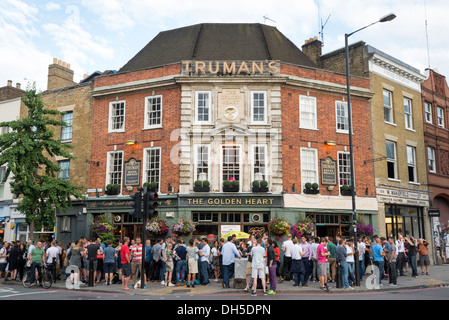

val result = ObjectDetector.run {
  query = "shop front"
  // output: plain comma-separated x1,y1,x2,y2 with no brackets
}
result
377,186,430,240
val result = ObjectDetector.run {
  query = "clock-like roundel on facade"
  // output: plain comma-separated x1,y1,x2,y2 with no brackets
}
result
224,106,238,121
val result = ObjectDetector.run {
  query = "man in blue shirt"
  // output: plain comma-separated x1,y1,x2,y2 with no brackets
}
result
221,236,241,288
371,238,385,286
144,240,152,282
174,239,187,285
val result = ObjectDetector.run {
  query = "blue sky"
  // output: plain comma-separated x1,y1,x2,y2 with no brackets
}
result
0,0,447,91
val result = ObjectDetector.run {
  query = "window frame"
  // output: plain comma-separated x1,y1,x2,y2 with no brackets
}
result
406,146,417,184
404,97,413,130
106,150,124,192
427,146,436,173
386,140,398,180
108,100,126,133
250,144,268,183
424,102,432,124
60,111,73,142
251,91,267,124
194,144,211,182
142,147,161,193
300,147,319,191
195,91,212,124
335,101,349,134
221,144,242,192
299,95,317,130
337,151,353,190
383,89,394,124
437,106,445,128
57,159,70,181
144,95,163,129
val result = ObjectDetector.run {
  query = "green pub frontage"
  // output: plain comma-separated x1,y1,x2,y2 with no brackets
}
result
86,194,285,243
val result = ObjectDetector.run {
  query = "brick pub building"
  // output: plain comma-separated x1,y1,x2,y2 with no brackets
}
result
87,24,377,241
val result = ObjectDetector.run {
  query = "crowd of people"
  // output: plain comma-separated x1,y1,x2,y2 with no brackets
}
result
0,232,434,293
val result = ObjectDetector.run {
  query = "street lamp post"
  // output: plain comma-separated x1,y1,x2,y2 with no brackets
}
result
344,13,396,286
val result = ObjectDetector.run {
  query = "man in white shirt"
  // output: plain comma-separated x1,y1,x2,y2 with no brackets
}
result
46,240,60,283
199,238,211,285
290,239,303,287
396,235,406,276
358,237,366,280
281,234,293,282
250,237,267,296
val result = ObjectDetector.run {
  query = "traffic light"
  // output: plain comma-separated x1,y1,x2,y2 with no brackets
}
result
129,191,142,218
144,188,159,218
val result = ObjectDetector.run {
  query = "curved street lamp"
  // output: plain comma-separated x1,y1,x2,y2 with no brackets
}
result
344,13,396,286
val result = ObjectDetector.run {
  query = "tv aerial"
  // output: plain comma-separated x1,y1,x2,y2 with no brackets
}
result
319,14,331,46
263,15,276,24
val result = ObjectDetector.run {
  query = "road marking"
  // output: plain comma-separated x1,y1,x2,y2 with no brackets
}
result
0,290,57,298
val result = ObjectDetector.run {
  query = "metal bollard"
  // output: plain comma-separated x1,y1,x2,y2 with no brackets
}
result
88,260,94,287
336,259,342,289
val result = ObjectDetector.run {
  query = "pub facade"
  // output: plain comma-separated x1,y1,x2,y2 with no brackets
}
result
87,23,378,242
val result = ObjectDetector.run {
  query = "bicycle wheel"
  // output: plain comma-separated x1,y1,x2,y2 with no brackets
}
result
42,271,53,289
22,271,32,288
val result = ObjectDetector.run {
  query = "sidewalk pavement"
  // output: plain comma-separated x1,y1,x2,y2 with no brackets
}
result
3,264,448,296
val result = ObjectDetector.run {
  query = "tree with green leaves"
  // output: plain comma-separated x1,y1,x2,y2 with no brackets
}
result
0,84,84,241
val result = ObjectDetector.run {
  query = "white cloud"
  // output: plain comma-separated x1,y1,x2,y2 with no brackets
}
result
45,2,61,11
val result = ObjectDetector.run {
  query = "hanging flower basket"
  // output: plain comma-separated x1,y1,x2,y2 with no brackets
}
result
90,215,114,243
146,217,168,237
290,216,315,239
268,217,290,236
169,216,196,236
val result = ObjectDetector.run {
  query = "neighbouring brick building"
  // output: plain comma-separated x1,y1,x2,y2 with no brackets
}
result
421,68,449,260
302,38,430,241
87,23,377,242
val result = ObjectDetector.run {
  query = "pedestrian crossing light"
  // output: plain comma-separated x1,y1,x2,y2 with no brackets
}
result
129,191,142,218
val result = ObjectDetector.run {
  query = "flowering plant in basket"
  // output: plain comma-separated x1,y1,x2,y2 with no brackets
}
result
146,217,168,236
268,217,290,237
356,217,374,237
170,216,195,236
290,216,315,239
90,215,114,243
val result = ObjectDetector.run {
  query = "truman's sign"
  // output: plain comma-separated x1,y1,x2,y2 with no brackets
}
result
182,60,280,76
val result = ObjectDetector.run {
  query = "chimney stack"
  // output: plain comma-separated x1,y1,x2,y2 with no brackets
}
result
16,83,21,89
47,57,75,91
7,80,12,87
302,36,323,67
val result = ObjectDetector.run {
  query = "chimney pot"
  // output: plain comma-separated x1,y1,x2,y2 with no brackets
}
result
58,60,62,66
16,83,21,89
53,58,57,64
66,63,71,69
7,80,12,86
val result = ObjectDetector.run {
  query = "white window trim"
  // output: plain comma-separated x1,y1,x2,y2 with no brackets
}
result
425,102,433,124
144,95,163,130
386,140,398,181
437,107,445,128
250,91,268,125
142,147,162,193
108,100,126,133
220,144,242,192
383,89,395,125
404,97,414,130
60,111,73,142
299,95,317,130
337,151,354,191
335,101,349,134
406,146,417,184
300,147,319,191
250,144,269,183
428,146,436,173
193,144,211,182
105,150,124,193
195,91,212,125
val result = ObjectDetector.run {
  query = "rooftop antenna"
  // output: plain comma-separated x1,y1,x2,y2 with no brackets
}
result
424,0,431,68
319,14,331,46
263,15,276,24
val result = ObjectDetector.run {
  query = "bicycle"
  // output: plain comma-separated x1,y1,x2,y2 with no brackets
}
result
22,263,53,289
